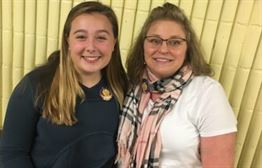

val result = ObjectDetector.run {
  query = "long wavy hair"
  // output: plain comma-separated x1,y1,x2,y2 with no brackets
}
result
36,1,127,125
126,2,213,85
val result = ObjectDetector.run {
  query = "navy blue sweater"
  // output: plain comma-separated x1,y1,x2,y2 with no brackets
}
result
0,69,119,168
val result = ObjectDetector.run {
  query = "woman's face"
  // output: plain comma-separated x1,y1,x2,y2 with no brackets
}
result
144,20,187,79
67,13,116,81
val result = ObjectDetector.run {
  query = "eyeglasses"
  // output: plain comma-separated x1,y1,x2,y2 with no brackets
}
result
145,36,187,49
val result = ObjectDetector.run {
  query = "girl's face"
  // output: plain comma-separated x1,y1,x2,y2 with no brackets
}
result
144,20,187,79
68,13,116,82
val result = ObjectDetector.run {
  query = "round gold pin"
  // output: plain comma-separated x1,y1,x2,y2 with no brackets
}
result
100,87,112,101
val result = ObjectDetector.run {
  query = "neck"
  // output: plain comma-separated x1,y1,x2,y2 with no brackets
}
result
80,72,102,88
146,68,159,83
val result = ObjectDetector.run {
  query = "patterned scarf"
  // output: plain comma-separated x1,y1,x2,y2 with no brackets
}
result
117,65,193,168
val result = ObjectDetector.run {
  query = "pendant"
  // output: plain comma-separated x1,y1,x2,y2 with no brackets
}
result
100,87,112,101
142,81,148,92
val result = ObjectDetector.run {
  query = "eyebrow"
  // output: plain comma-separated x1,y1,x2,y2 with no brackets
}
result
73,29,111,35
147,34,186,39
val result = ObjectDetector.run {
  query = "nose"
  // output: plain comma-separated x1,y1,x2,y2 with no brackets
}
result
85,38,96,53
158,41,169,53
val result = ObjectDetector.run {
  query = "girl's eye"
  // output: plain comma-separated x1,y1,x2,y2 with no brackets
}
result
96,36,107,42
76,35,86,40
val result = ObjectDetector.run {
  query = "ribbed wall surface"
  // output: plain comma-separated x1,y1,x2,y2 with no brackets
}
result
0,0,261,167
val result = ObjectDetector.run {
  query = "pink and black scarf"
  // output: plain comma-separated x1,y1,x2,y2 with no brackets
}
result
117,65,193,168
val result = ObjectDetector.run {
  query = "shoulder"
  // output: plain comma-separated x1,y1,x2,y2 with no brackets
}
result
13,64,54,96
10,72,37,98
25,62,57,90
20,68,44,89
183,76,224,99
27,50,59,86
189,76,221,90
174,75,237,137
179,76,233,121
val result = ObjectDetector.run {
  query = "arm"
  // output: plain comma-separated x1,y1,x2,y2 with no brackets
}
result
0,75,39,168
194,78,237,168
200,132,236,168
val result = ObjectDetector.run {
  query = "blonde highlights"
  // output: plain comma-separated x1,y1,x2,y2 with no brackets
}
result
40,1,127,125
42,50,85,125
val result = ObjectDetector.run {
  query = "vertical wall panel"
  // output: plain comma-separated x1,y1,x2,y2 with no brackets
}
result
0,0,2,124
58,0,73,48
236,57,262,167
166,0,179,6
35,0,48,65
238,27,260,69
24,0,36,74
179,0,193,18
73,0,84,6
201,0,223,65
250,116,261,168
230,68,250,116
1,0,12,122
231,0,261,166
236,1,262,164
12,0,24,88
217,0,239,96
253,37,262,73
118,0,146,64
46,0,60,57
190,0,208,39
133,0,150,38
119,0,137,63
226,0,253,117
150,0,165,10
238,80,262,167
111,0,124,41
98,0,111,6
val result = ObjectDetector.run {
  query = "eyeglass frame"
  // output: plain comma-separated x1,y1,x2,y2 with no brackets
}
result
144,35,187,49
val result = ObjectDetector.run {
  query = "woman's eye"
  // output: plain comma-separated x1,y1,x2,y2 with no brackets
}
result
149,38,161,45
169,39,182,46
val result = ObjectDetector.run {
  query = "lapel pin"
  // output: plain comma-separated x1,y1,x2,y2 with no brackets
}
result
100,87,112,101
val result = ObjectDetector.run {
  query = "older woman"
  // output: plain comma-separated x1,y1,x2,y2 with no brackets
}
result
118,2,237,168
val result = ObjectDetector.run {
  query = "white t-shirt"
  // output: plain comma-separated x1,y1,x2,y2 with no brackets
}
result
143,76,237,168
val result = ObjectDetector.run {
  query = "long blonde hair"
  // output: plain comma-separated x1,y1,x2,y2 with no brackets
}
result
37,1,127,126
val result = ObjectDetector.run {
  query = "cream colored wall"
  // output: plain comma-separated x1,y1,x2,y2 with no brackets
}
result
0,0,261,167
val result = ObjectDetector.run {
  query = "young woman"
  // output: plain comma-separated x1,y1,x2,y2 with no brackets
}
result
117,2,237,168
0,1,127,168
